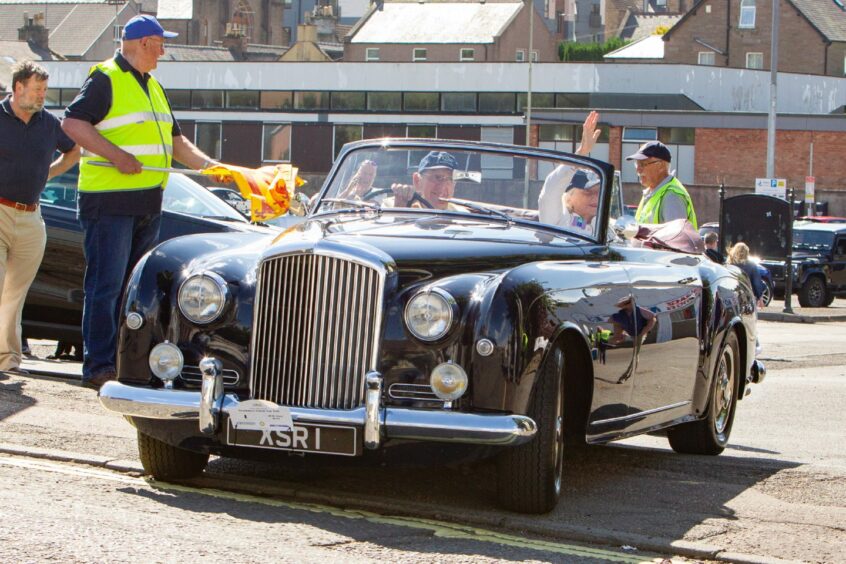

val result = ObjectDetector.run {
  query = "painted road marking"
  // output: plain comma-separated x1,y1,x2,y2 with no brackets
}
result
0,454,668,563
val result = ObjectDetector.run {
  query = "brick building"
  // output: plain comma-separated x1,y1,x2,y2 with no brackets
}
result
605,0,691,39
663,0,846,76
157,0,288,47
344,0,560,63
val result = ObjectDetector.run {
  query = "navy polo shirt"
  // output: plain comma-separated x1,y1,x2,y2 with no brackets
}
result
0,96,75,205
64,52,182,219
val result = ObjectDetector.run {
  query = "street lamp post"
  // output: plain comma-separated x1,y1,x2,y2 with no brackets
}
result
766,0,780,177
522,0,535,208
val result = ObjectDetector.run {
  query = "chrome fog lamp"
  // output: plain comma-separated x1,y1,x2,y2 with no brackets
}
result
404,288,456,341
178,272,228,324
149,341,183,388
125,312,144,330
430,362,468,401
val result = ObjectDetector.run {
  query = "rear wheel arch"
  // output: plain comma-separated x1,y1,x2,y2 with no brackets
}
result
553,328,593,446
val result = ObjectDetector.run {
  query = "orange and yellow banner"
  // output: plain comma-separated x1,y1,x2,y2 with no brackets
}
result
201,164,305,222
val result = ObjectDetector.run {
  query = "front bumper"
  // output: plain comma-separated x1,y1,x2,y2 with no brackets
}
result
99,364,537,449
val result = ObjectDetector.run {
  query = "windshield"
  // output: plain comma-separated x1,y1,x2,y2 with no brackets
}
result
314,144,613,240
163,174,248,222
793,230,834,251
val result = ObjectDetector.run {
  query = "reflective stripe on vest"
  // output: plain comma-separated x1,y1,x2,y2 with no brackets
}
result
78,58,174,193
635,176,698,229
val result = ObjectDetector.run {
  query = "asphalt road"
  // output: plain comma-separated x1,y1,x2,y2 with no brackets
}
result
2,318,845,563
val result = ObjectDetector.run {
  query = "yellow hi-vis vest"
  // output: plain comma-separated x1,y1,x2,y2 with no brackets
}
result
78,58,173,193
635,176,698,229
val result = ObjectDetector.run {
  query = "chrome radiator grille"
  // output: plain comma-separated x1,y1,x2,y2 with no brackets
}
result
250,252,383,409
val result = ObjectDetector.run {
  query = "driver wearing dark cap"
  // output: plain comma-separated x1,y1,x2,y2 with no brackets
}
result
388,151,460,210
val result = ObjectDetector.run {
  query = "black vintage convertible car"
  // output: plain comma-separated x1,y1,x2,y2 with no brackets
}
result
23,170,277,346
99,140,765,513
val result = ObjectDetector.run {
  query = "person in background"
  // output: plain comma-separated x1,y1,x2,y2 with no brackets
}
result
62,15,220,389
728,242,764,309
0,60,80,375
626,141,697,228
704,231,723,263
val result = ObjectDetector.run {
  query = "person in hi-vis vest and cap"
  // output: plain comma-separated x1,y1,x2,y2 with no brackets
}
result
62,15,221,390
626,141,697,229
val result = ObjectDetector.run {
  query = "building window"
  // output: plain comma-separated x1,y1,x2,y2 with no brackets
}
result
843,55,846,76
262,123,291,163
367,92,402,111
515,49,525,62
260,91,293,110
331,91,367,111
113,24,123,42
195,122,222,160
191,90,224,109
413,48,428,61
441,92,476,112
530,51,539,63
517,92,554,111
407,124,436,138
366,48,379,61
403,92,439,111
739,0,756,29
478,92,516,113
334,124,363,158
293,91,329,110
698,51,716,66
746,52,764,69
460,48,475,61
168,90,191,110
225,91,259,109
622,127,657,142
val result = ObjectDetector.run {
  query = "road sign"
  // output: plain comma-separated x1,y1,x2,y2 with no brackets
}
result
805,176,815,206
755,178,787,200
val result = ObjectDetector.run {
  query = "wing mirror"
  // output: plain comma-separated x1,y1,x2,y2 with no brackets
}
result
289,192,311,216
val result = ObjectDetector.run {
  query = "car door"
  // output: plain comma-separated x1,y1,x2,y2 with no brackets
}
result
832,234,846,291
623,252,703,427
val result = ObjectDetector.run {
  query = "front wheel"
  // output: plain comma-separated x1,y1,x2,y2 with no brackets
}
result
798,276,828,308
761,280,774,306
496,347,565,514
668,331,740,455
137,431,209,480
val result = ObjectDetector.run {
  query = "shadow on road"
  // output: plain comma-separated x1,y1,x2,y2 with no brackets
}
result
0,372,37,423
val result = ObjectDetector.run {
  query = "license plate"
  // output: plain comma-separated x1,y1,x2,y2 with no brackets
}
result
226,421,359,456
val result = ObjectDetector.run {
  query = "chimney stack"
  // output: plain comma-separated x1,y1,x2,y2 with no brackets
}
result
19,12,49,50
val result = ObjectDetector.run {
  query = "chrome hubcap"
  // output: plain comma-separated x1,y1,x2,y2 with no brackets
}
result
714,346,735,434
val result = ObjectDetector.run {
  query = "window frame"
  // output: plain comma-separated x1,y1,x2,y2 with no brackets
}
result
460,48,475,61
746,52,764,70
194,121,222,160
261,123,292,163
412,48,428,62
333,124,364,159
365,47,380,62
739,0,756,29
698,51,716,66
515,49,526,62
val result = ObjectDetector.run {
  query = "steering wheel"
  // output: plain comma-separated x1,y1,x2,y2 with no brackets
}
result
362,188,434,209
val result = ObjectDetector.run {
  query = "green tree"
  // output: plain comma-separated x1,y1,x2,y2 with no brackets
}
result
558,37,629,62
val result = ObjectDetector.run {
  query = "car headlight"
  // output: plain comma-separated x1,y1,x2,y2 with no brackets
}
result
404,288,456,341
178,272,228,324
149,341,183,388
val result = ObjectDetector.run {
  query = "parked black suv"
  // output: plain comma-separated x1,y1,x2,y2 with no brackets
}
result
761,223,846,307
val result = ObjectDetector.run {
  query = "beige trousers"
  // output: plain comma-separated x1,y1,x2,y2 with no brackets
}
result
0,205,46,370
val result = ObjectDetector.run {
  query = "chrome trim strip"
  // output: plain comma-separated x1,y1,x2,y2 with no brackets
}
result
99,382,537,447
199,358,223,434
364,372,382,449
592,400,691,426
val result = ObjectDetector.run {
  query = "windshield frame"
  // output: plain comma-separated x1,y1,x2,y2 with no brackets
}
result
311,138,616,242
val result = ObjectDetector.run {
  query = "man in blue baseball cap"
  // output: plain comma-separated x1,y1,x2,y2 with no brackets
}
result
61,14,221,390
390,151,459,210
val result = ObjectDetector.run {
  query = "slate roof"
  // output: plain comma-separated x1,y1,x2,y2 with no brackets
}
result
0,2,128,58
0,39,57,92
349,2,523,44
789,0,846,42
619,13,682,41
159,43,288,62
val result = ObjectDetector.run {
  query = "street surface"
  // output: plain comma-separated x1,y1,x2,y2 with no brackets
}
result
1,316,845,563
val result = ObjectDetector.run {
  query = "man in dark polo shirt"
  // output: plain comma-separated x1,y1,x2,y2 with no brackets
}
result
0,60,79,374
62,15,219,389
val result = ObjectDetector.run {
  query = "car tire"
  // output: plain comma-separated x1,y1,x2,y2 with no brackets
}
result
496,347,564,514
798,276,828,308
668,331,739,456
137,430,209,480
761,280,774,307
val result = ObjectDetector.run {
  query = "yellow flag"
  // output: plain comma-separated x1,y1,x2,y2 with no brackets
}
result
201,164,305,222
